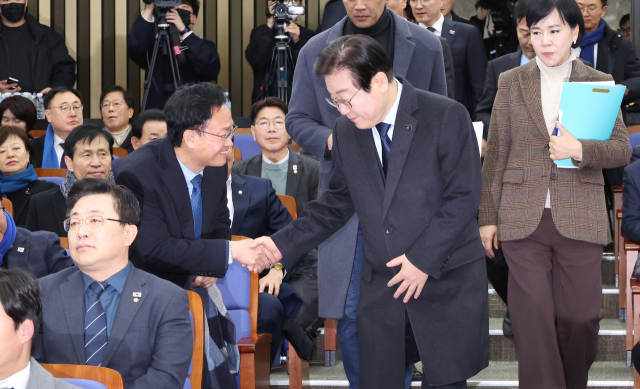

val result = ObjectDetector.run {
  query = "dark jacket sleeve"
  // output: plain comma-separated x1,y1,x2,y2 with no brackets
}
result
439,37,456,100
43,232,73,275
245,25,277,75
46,30,76,88
25,195,40,232
618,37,640,103
622,162,640,243
181,33,221,81
473,60,497,139
466,27,487,113
290,26,316,68
127,14,157,70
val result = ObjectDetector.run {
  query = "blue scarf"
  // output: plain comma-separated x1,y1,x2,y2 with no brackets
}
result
0,164,38,194
580,20,605,68
0,210,17,265
41,123,61,168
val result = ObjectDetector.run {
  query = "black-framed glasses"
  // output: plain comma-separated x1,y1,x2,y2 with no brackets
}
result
326,88,361,110
200,125,237,141
63,216,129,232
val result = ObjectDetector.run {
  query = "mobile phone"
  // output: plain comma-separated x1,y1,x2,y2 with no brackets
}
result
7,77,18,89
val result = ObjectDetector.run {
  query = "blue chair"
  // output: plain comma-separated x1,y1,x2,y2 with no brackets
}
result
41,364,124,389
630,132,640,149
39,176,65,185
233,135,262,161
217,236,271,389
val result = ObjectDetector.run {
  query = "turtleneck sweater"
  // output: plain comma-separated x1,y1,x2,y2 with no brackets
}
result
344,9,395,61
536,52,576,208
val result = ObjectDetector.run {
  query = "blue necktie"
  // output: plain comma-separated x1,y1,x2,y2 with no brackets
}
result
85,281,109,366
376,122,392,177
59,142,67,169
191,174,203,240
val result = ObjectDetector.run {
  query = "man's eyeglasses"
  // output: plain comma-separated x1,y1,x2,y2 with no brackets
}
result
200,125,237,141
578,6,602,14
100,100,126,110
409,0,435,4
619,27,631,35
63,216,129,232
48,104,84,115
326,88,361,110
256,119,285,130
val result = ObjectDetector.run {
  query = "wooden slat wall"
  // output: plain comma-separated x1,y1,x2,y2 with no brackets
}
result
25,0,331,117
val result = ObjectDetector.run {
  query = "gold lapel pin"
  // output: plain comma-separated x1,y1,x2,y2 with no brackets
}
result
133,298,139,303
238,190,243,195
293,164,298,174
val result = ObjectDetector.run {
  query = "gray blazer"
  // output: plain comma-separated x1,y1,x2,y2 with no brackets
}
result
285,10,448,319
26,358,81,389
232,149,319,214
35,264,193,389
6,228,73,278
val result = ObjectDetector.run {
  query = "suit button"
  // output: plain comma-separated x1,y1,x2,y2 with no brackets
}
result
550,173,557,180
385,228,393,235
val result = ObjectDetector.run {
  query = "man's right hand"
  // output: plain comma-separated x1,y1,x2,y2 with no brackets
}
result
142,2,155,22
0,80,20,93
230,239,274,273
251,237,283,266
479,225,499,258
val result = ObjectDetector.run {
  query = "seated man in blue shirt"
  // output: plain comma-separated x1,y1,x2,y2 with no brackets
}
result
35,179,193,389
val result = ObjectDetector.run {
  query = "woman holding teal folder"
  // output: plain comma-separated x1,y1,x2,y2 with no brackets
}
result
478,0,632,387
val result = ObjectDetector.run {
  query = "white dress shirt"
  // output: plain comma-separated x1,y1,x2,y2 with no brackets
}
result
226,174,234,228
53,133,64,167
419,14,445,37
371,79,403,164
0,362,30,389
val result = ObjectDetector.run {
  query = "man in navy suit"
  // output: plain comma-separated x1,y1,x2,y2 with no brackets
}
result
35,179,193,389
410,0,486,115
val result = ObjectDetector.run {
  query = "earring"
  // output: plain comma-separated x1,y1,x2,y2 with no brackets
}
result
573,40,577,44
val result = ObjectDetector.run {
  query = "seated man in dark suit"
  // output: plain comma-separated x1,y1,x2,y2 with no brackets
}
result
31,87,84,168
26,124,115,237
410,0,487,115
0,203,72,277
111,109,167,177
0,268,80,389
35,179,193,389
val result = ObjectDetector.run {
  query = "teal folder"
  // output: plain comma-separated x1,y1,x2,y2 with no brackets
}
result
555,82,626,167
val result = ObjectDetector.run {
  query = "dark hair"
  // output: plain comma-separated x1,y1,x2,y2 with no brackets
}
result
66,179,141,226
620,14,630,28
526,0,584,48
99,85,135,113
164,83,228,147
43,86,83,109
182,0,200,17
250,97,288,124
0,96,37,132
314,35,394,93
515,0,529,25
404,1,415,21
600,0,607,6
131,109,166,140
0,126,36,166
63,124,114,159
0,268,42,355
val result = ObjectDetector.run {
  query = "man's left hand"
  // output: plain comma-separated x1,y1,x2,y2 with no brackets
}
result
258,268,284,296
284,22,300,43
166,8,186,34
549,121,582,161
386,254,429,303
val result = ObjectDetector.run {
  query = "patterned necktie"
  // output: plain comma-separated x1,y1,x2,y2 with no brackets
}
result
376,122,392,177
85,281,109,366
427,26,436,33
191,174,203,240
59,141,67,169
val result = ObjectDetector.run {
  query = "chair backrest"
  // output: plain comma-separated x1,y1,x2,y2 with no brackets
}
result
277,194,297,220
59,237,69,250
233,146,242,163
41,364,124,389
233,135,262,161
235,127,252,135
40,176,66,185
628,124,640,135
35,168,68,178
29,129,47,138
186,290,204,389
112,147,128,158
1,198,12,217
630,132,640,148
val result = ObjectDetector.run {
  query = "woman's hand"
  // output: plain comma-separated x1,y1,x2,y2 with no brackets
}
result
480,225,499,258
549,122,583,161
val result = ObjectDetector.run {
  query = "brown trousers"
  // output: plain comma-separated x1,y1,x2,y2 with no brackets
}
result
501,209,602,389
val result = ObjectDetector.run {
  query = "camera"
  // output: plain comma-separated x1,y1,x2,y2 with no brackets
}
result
271,0,305,29
142,0,181,7
477,0,518,58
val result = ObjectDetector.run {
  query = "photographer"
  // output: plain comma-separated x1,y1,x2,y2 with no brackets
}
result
128,0,221,110
470,0,519,60
245,0,315,104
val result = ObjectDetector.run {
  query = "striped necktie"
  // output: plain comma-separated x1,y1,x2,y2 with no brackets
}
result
85,281,109,366
376,122,392,177
191,174,203,240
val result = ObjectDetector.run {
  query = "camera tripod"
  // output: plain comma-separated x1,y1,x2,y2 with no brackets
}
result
260,23,296,103
141,15,184,111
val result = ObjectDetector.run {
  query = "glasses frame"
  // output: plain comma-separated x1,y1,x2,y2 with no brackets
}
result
100,100,126,110
200,125,238,141
326,88,362,110
578,6,602,15
255,119,286,130
63,216,129,233
48,104,84,115
409,0,433,4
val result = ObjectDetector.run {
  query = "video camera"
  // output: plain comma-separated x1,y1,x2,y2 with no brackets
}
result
142,0,182,28
270,0,305,30
476,0,518,58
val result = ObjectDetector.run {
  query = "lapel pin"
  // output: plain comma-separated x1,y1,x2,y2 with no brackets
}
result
405,125,412,131
133,292,142,297
450,30,456,35
238,190,243,195
293,164,298,174
133,298,139,303
17,247,24,253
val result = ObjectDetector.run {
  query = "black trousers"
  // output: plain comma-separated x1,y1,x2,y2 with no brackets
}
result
486,245,509,306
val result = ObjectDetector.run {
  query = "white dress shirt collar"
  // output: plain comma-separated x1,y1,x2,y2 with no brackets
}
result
370,79,403,164
0,361,30,389
176,156,203,197
262,148,290,165
419,14,445,36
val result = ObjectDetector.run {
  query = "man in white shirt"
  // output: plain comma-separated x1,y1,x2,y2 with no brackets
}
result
0,268,79,389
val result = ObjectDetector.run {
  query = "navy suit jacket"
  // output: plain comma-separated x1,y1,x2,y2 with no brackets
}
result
5,227,73,278
116,137,231,288
622,154,640,243
35,264,192,389
441,17,487,115
230,173,292,238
